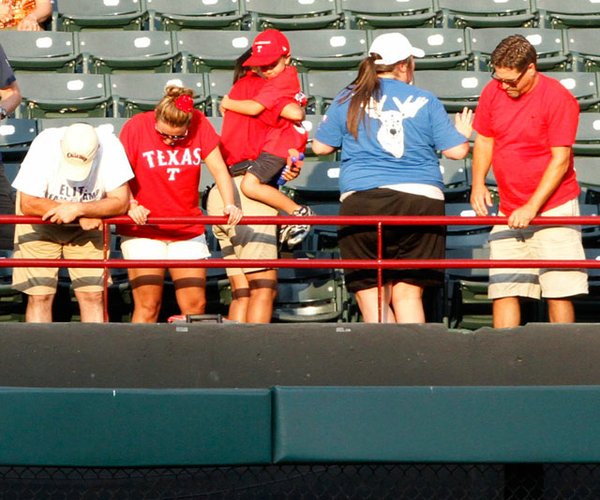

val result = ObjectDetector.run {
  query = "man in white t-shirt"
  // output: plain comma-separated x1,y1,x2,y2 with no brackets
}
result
11,123,134,322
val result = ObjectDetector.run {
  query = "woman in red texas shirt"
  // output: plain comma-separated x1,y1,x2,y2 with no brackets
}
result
119,85,242,323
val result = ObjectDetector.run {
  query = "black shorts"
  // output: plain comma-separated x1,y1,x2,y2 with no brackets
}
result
246,152,286,185
338,188,446,293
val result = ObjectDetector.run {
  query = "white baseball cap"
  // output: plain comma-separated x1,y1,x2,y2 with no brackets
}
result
59,123,99,182
369,32,425,65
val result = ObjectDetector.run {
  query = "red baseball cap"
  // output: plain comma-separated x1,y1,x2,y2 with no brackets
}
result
243,29,290,67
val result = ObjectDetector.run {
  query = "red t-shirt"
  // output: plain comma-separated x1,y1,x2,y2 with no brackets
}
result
473,73,580,216
118,110,220,240
219,71,272,166
252,66,308,158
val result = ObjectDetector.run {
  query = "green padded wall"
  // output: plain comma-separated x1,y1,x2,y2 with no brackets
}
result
273,386,600,463
0,388,271,466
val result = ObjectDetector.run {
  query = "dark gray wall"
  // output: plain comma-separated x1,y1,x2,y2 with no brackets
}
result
1,322,599,388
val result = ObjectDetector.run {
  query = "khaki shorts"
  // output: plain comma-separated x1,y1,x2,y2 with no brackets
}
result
488,198,588,300
12,222,107,295
206,175,277,277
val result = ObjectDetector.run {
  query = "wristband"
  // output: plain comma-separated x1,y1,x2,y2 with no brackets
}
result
224,204,238,211
129,199,139,206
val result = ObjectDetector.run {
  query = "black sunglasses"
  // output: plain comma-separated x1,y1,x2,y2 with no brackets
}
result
490,67,528,87
155,125,188,141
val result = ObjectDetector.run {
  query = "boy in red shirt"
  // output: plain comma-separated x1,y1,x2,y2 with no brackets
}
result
220,29,314,248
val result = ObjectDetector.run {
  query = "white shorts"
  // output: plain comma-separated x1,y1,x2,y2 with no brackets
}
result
120,234,211,261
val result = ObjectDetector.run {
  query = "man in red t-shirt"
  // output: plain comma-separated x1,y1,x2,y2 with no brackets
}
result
470,35,588,328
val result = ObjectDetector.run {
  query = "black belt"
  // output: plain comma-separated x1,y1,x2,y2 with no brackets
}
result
229,160,252,177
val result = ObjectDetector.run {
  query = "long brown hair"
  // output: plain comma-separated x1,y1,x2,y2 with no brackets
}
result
154,86,195,127
233,48,253,84
342,54,401,139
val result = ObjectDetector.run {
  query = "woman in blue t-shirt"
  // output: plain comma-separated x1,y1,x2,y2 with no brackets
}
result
313,32,473,323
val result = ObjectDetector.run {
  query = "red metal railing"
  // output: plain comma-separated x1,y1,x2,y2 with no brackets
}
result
2,214,600,322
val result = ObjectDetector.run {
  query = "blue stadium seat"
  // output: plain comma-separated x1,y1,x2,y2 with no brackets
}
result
78,31,179,74
109,73,207,117
439,157,471,202
273,251,347,323
146,0,244,30
55,0,148,31
413,70,489,112
468,27,568,72
438,0,535,28
1,31,80,73
340,0,437,29
303,70,355,114
535,0,600,28
565,29,600,72
204,70,235,117
285,29,368,71
0,119,38,163
574,114,600,157
15,72,111,119
544,72,600,112
241,0,341,30
38,117,129,137
175,31,258,73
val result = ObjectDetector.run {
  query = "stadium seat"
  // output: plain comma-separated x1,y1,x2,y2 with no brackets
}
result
285,29,368,71
572,248,600,323
299,114,331,158
445,246,492,329
283,160,340,204
574,156,600,204
55,0,148,31
146,0,244,30
437,0,535,28
0,31,80,73
339,0,437,29
412,70,489,112
579,203,600,247
303,70,355,114
370,28,469,70
544,72,600,112
565,29,600,72
38,117,129,137
1,162,21,187
0,250,25,323
273,251,347,322
15,72,111,119
439,157,471,202
204,70,236,117
573,114,600,157
468,27,568,71
204,262,232,316
206,116,224,135
0,119,38,163
444,202,497,251
535,0,600,28
175,30,258,73
109,73,207,117
78,31,179,74
241,0,341,31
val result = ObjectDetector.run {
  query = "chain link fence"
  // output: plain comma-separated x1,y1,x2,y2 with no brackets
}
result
1,463,600,499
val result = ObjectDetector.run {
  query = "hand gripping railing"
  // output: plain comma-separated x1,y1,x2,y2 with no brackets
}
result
1,214,600,323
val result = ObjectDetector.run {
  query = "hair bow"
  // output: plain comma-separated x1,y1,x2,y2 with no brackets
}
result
174,95,194,113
